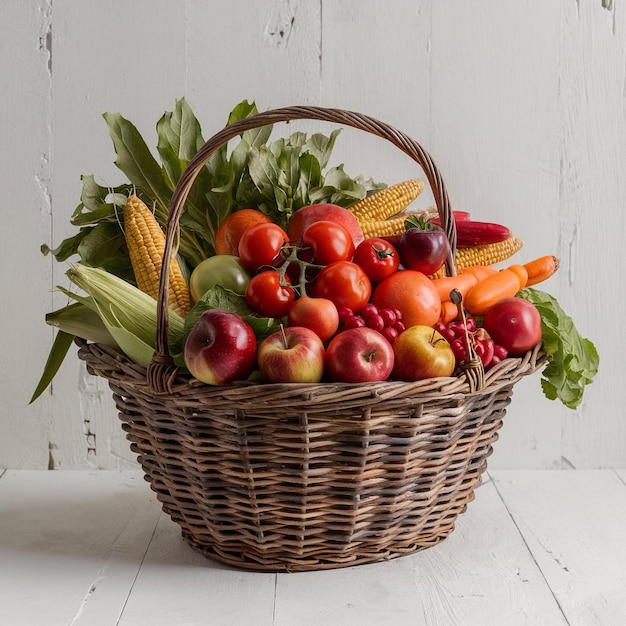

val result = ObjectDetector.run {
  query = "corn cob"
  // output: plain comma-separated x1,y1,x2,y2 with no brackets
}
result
431,235,525,277
454,235,523,270
349,179,425,222
360,216,408,239
124,195,191,317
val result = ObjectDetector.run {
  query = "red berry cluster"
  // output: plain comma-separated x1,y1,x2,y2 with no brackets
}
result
434,317,508,370
338,303,406,344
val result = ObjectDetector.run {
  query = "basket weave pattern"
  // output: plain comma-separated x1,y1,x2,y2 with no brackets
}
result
76,106,545,572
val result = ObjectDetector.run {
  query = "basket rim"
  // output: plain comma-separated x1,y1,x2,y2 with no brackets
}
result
76,337,546,402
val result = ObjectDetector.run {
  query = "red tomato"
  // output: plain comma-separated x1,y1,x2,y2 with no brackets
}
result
482,297,542,355
238,223,289,272
302,220,355,265
245,270,295,318
353,237,400,283
288,296,340,342
312,261,372,312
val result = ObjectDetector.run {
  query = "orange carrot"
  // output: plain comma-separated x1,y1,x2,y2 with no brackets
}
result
464,264,529,316
431,273,479,303
524,255,560,286
458,265,498,282
507,264,529,289
439,301,459,325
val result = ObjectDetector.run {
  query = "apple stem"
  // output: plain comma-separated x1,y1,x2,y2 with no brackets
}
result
430,328,446,347
279,323,289,350
364,348,377,362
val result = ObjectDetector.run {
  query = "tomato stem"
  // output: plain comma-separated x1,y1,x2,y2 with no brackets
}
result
372,243,395,259
274,243,323,297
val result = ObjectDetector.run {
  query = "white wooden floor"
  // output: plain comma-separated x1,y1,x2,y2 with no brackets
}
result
1,469,625,626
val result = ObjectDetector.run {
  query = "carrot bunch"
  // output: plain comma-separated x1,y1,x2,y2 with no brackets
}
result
434,255,560,323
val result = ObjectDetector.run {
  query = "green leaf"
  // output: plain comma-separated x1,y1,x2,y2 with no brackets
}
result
156,98,205,189
102,112,172,218
29,331,76,404
295,152,322,210
227,100,259,125
305,130,340,169
41,230,89,262
77,222,130,273
184,285,281,343
518,288,599,410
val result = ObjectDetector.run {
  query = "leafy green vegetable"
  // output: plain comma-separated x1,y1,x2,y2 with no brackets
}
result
518,288,599,410
42,98,384,274
184,285,281,343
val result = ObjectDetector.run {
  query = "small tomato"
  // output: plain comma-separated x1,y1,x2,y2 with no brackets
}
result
288,296,340,342
353,237,400,283
238,223,289,272
245,270,295,318
189,255,251,301
312,261,372,312
302,220,355,265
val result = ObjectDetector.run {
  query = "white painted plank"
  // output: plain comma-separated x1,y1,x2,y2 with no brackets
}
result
557,0,626,468
0,1,54,468
47,0,188,470
117,513,276,625
319,0,433,190
428,1,567,469
273,478,566,626
492,469,626,625
0,470,161,626
186,0,322,124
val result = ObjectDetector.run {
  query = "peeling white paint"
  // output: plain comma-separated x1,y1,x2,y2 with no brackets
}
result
264,0,295,48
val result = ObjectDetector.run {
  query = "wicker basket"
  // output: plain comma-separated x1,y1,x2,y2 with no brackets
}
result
76,106,546,572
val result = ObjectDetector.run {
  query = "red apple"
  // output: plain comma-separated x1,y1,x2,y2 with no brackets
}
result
257,326,326,383
325,327,394,383
288,296,340,342
392,325,455,381
184,309,257,385
288,203,365,247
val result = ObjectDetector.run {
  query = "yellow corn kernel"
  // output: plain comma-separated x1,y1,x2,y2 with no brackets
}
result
359,216,407,239
124,195,191,317
454,235,524,270
349,179,425,221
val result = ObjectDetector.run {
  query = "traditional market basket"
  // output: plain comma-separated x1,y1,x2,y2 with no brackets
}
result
76,106,546,572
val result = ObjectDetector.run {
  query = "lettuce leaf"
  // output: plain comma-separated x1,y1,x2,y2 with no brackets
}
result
183,285,281,344
518,288,599,410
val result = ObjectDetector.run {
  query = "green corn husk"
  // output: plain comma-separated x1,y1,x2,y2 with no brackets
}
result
31,298,120,404
46,301,119,348
31,266,186,403
65,264,185,366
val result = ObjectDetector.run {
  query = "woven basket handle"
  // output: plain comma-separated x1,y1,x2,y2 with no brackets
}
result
149,106,457,391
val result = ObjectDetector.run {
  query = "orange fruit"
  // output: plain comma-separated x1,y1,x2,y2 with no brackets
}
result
372,270,441,328
215,209,272,256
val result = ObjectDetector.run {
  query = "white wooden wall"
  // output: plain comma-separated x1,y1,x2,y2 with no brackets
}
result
1,1,623,470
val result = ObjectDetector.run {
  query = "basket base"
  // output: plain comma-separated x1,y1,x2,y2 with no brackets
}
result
180,528,454,573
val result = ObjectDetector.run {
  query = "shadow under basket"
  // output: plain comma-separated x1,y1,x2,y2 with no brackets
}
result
77,339,544,572
76,105,546,572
